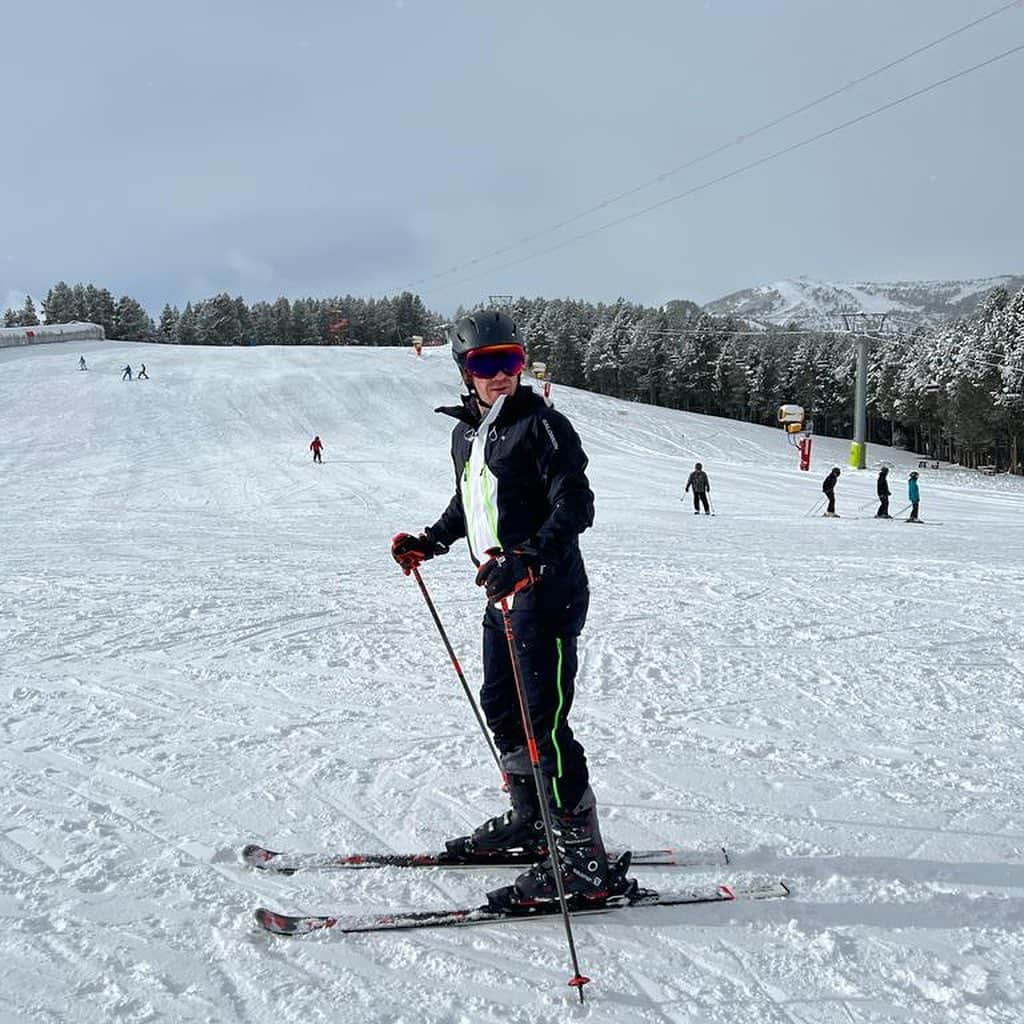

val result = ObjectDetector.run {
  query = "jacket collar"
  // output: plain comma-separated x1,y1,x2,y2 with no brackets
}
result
436,383,537,428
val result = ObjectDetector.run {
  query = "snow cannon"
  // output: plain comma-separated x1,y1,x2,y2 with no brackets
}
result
779,404,812,470
777,404,806,435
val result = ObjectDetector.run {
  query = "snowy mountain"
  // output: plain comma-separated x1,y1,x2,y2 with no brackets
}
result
704,274,1024,329
2,339,1024,1023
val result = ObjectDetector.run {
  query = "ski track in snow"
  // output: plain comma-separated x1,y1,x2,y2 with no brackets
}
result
2,340,1024,1022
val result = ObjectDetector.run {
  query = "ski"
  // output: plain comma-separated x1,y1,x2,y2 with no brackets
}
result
241,842,728,875
254,879,790,936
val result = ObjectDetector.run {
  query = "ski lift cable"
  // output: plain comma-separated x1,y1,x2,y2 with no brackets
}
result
403,1,1024,292
423,42,1024,297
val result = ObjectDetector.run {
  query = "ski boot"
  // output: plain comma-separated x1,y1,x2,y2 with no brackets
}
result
445,773,547,860
486,792,634,911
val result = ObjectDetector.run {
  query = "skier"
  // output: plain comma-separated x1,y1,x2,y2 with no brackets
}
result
310,436,323,464
822,466,841,517
138,363,149,380
121,365,132,381
875,467,892,518
390,309,629,909
908,471,921,522
684,462,711,515
78,355,87,371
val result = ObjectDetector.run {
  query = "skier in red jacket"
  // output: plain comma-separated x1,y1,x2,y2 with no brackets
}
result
310,436,324,463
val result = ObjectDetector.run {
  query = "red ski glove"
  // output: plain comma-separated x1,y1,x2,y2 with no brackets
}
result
391,531,447,575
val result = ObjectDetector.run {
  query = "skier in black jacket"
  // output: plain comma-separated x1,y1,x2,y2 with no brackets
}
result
875,467,892,518
822,467,841,517
391,310,629,908
685,462,711,515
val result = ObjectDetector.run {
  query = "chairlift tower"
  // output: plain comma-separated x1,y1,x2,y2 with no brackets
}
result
841,311,888,470
488,295,514,311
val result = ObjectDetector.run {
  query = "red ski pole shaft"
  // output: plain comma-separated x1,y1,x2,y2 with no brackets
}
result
498,596,591,1002
410,566,504,779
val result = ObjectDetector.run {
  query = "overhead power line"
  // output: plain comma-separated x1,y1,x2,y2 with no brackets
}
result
427,41,1024,296
405,0,1023,292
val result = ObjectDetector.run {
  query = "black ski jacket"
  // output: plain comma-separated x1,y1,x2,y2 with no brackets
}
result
822,471,839,495
685,470,710,494
427,386,594,588
876,472,891,497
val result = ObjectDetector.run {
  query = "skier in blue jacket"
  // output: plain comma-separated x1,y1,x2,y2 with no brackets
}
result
908,471,921,522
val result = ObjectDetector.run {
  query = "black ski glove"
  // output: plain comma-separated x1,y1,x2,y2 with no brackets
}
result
475,548,540,602
391,530,448,575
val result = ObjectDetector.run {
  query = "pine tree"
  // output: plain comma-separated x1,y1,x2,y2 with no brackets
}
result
197,293,243,346
113,296,155,340
84,286,116,336
157,305,180,343
43,282,77,324
234,297,254,345
21,296,40,326
393,291,430,344
272,297,292,344
176,303,198,346
291,299,320,346
712,337,748,418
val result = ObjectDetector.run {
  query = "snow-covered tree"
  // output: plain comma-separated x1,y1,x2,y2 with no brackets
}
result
113,296,155,340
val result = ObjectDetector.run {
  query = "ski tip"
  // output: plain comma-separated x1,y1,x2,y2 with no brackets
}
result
254,907,296,936
255,907,337,936
242,843,276,864
242,844,295,874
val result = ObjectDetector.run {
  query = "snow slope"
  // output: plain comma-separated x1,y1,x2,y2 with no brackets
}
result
2,341,1024,1023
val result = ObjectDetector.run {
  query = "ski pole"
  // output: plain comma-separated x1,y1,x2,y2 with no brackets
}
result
498,596,591,1002
409,567,503,779
804,497,825,517
892,503,912,520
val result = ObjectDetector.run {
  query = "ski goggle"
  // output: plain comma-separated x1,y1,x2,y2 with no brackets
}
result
464,344,526,379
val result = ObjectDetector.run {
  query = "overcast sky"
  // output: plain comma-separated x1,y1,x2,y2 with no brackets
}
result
2,0,1022,318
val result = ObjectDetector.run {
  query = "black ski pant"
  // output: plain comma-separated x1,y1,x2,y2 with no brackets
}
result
480,593,589,814
313,451,322,463
877,496,889,517
691,491,710,514
825,491,836,514
909,502,920,520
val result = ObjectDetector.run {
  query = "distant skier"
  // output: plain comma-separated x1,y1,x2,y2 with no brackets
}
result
138,363,149,380
310,435,324,463
684,462,711,515
907,471,921,522
121,365,132,381
875,467,891,518
78,356,87,371
822,466,841,517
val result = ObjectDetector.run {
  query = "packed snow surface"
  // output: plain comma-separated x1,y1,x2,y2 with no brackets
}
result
2,341,1024,1023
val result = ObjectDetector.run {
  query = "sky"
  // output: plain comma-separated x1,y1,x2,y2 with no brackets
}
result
1,0,1023,319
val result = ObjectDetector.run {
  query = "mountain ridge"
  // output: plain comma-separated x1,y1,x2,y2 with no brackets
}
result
703,274,1024,329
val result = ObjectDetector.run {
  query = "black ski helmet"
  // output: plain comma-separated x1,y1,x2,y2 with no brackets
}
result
910,470,919,479
695,462,703,470
448,310,522,369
